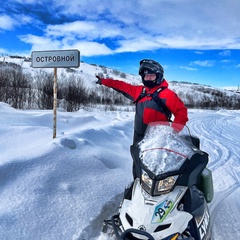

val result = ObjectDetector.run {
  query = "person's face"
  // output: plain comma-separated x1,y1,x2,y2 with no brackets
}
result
144,74,156,81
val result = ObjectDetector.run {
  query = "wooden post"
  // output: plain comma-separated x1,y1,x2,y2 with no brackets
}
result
31,50,80,140
53,67,57,139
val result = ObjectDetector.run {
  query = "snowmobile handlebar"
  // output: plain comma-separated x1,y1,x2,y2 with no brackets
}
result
120,228,155,240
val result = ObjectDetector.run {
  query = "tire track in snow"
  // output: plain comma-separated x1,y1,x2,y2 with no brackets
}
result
210,183,240,239
189,110,240,239
77,110,240,239
74,193,123,240
188,111,238,170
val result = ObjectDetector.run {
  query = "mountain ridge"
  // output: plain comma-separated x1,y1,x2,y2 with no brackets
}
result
0,55,239,110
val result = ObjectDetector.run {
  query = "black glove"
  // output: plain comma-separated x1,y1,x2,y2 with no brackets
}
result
95,75,102,85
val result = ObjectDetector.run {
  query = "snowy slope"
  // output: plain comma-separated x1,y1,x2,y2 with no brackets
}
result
1,56,239,99
0,102,240,239
0,56,140,89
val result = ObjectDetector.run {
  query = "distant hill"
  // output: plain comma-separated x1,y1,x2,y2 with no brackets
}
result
0,55,239,111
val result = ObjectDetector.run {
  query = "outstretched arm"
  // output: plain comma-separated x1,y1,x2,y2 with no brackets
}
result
95,75,142,101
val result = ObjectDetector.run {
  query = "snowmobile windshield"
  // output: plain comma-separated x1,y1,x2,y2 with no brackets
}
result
139,122,195,176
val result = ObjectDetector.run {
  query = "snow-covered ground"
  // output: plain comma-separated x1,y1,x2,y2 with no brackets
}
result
0,102,240,240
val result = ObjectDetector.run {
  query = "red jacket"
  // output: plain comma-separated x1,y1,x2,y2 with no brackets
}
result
101,78,188,142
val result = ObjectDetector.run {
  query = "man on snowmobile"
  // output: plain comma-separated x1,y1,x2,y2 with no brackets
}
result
96,59,188,143
96,59,188,178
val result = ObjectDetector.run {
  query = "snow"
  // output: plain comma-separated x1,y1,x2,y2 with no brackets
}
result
0,102,240,240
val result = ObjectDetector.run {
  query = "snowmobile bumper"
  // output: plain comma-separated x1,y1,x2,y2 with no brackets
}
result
109,214,155,240
108,215,194,240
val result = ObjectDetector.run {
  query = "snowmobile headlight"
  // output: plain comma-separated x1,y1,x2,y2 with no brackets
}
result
141,170,153,194
154,175,179,195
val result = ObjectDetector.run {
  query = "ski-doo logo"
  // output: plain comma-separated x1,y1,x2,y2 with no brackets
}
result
151,199,174,223
138,225,146,231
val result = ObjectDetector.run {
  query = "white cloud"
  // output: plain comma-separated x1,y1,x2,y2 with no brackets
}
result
0,13,35,32
0,15,16,30
194,51,204,55
45,20,123,40
19,34,113,56
114,38,161,53
66,41,113,56
220,59,233,64
16,14,33,25
180,66,198,71
219,50,231,56
4,0,240,57
190,60,215,67
19,34,62,50
20,1,240,47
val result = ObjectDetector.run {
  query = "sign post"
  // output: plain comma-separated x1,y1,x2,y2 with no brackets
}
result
31,49,80,138
53,67,57,139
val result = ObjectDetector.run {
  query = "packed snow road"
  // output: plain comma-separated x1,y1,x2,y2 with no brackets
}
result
83,109,240,240
0,104,240,240
188,110,240,240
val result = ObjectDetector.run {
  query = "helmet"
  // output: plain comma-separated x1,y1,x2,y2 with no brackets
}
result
139,59,164,87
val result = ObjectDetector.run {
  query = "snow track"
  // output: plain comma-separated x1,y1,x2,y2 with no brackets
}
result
89,110,240,240
188,110,240,239
74,193,123,240
1,105,240,240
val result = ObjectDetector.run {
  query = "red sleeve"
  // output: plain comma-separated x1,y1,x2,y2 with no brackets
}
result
101,78,142,101
161,89,188,126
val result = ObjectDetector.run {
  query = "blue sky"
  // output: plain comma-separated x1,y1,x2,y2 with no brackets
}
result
1,0,240,89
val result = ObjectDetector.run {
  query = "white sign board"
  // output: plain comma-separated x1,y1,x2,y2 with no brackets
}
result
31,49,80,68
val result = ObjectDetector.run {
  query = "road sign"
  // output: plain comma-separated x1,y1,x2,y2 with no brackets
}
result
31,49,80,138
31,49,80,68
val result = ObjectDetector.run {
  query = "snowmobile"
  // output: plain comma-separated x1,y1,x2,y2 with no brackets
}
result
102,121,214,240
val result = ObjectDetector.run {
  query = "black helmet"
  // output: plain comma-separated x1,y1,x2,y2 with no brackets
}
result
139,59,164,87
